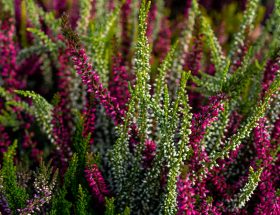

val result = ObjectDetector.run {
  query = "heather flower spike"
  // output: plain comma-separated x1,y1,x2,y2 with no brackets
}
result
84,164,109,204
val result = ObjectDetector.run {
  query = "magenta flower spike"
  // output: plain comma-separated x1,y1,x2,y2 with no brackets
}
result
84,164,110,204
68,47,123,125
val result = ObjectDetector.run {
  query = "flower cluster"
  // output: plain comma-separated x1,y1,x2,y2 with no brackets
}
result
84,164,110,205
0,194,11,215
189,94,225,172
69,47,124,125
0,19,20,90
176,174,197,215
142,139,157,168
109,53,131,112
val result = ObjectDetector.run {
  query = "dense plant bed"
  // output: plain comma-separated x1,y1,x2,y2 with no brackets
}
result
0,0,279,214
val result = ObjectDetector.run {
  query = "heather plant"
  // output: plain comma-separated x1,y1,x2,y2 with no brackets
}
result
0,0,279,214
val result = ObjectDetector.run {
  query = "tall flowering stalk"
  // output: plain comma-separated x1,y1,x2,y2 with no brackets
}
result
69,47,124,125
51,98,72,170
253,118,280,214
0,19,21,90
177,174,198,215
62,17,124,125
84,164,110,204
83,101,96,144
109,53,130,112
189,94,225,174
262,57,280,93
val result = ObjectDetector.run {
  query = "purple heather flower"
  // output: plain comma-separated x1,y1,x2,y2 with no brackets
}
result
225,111,243,138
262,57,280,93
254,169,280,215
177,174,198,215
17,166,55,215
231,43,249,72
184,32,203,77
271,117,280,144
83,101,96,144
189,94,225,171
121,0,132,58
109,53,130,112
0,193,12,215
108,0,115,11
17,190,52,214
184,27,203,110
0,19,21,90
199,199,222,215
51,99,72,171
22,122,42,162
0,125,11,155
84,164,110,204
53,0,67,15
184,0,192,18
142,139,156,168
68,47,124,125
253,118,280,214
210,169,231,201
153,17,172,62
128,123,140,152
56,45,75,130
253,118,273,168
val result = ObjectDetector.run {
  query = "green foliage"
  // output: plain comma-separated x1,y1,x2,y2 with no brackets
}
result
50,154,78,214
172,0,198,73
16,90,54,142
1,141,28,211
49,189,72,215
87,1,123,85
105,197,116,215
154,41,178,105
0,87,13,101
27,28,57,52
152,0,164,41
0,108,20,130
162,72,192,215
64,153,79,194
231,167,263,210
110,1,151,203
200,13,227,76
25,0,40,28
122,207,131,215
222,47,255,96
204,102,230,154
25,0,60,33
1,0,14,15
209,73,280,169
229,0,259,59
77,0,93,35
73,114,91,174
132,0,151,164
76,185,89,215
17,45,47,63
0,88,22,130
